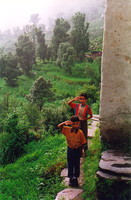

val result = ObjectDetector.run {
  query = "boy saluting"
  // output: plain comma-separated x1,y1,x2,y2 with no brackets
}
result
57,116,87,187
67,93,93,151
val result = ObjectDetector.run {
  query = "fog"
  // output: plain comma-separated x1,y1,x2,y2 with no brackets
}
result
0,0,105,32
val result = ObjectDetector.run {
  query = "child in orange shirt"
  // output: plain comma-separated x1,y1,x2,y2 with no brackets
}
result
57,116,87,187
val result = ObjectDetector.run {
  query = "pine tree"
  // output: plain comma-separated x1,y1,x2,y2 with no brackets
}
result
56,42,76,74
36,28,47,60
71,12,89,61
26,76,54,110
0,53,21,86
51,18,70,59
15,34,35,76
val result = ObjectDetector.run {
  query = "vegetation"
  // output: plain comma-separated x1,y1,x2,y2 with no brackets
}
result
82,129,102,200
36,27,47,60
26,76,54,110
0,52,21,86
51,18,70,58
0,134,67,200
15,34,36,76
71,12,89,61
0,7,104,199
56,41,76,74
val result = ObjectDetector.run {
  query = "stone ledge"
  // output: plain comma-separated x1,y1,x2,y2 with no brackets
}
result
96,170,131,181
99,150,131,175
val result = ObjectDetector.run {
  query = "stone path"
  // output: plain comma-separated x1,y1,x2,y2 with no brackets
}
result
88,115,99,138
55,115,99,200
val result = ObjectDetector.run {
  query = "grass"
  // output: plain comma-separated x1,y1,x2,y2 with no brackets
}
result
0,60,100,108
0,134,67,200
0,60,101,199
0,62,90,102
82,129,102,200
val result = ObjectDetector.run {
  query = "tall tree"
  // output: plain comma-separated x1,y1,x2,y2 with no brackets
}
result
26,76,54,110
56,42,76,75
71,12,89,61
51,18,70,59
23,25,37,44
15,34,35,76
30,14,40,26
35,27,47,60
0,53,21,86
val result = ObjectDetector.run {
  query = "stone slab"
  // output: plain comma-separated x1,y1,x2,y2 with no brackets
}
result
61,168,68,177
55,188,83,200
88,119,99,138
96,170,131,181
99,150,131,174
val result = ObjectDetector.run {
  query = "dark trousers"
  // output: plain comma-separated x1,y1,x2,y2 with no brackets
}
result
67,147,81,178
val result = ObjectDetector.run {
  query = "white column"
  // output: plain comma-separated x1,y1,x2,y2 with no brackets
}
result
100,0,131,146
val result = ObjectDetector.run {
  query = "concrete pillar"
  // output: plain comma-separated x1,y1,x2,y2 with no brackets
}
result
100,0,131,148
97,1,131,199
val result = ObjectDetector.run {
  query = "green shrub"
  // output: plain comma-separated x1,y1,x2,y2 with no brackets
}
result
22,102,42,130
0,112,30,164
83,129,101,200
42,104,70,135
0,134,66,199
96,179,131,200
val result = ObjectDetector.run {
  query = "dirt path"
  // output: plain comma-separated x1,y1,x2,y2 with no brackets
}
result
55,116,99,200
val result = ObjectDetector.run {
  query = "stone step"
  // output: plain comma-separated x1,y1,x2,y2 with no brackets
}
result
55,188,83,200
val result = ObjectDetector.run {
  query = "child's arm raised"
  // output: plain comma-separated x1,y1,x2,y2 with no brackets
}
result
57,120,72,129
67,96,80,105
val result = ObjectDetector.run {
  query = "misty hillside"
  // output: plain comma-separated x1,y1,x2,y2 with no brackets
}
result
0,0,105,54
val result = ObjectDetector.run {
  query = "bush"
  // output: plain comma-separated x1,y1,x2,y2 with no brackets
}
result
22,102,42,131
0,112,30,164
42,104,70,135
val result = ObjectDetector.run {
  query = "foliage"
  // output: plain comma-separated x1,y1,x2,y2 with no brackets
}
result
71,12,89,61
56,42,76,74
15,34,36,75
26,76,54,110
46,46,53,61
23,24,37,44
88,18,104,50
22,102,42,131
0,134,66,199
42,104,70,134
36,27,47,60
0,112,30,164
0,52,21,86
84,58,101,88
82,129,102,200
96,178,131,200
51,18,70,58
30,13,40,26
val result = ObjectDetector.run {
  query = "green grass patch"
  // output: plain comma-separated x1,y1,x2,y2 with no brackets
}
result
82,129,102,200
0,134,67,200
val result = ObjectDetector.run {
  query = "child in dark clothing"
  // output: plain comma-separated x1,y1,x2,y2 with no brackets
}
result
67,93,93,151
57,116,87,187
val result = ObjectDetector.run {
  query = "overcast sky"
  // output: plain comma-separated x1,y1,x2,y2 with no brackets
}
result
0,0,105,31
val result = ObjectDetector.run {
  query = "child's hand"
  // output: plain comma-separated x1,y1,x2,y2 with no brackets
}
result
65,120,73,126
74,96,80,101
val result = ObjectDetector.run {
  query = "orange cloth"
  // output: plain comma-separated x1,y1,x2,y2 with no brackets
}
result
62,126,87,149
